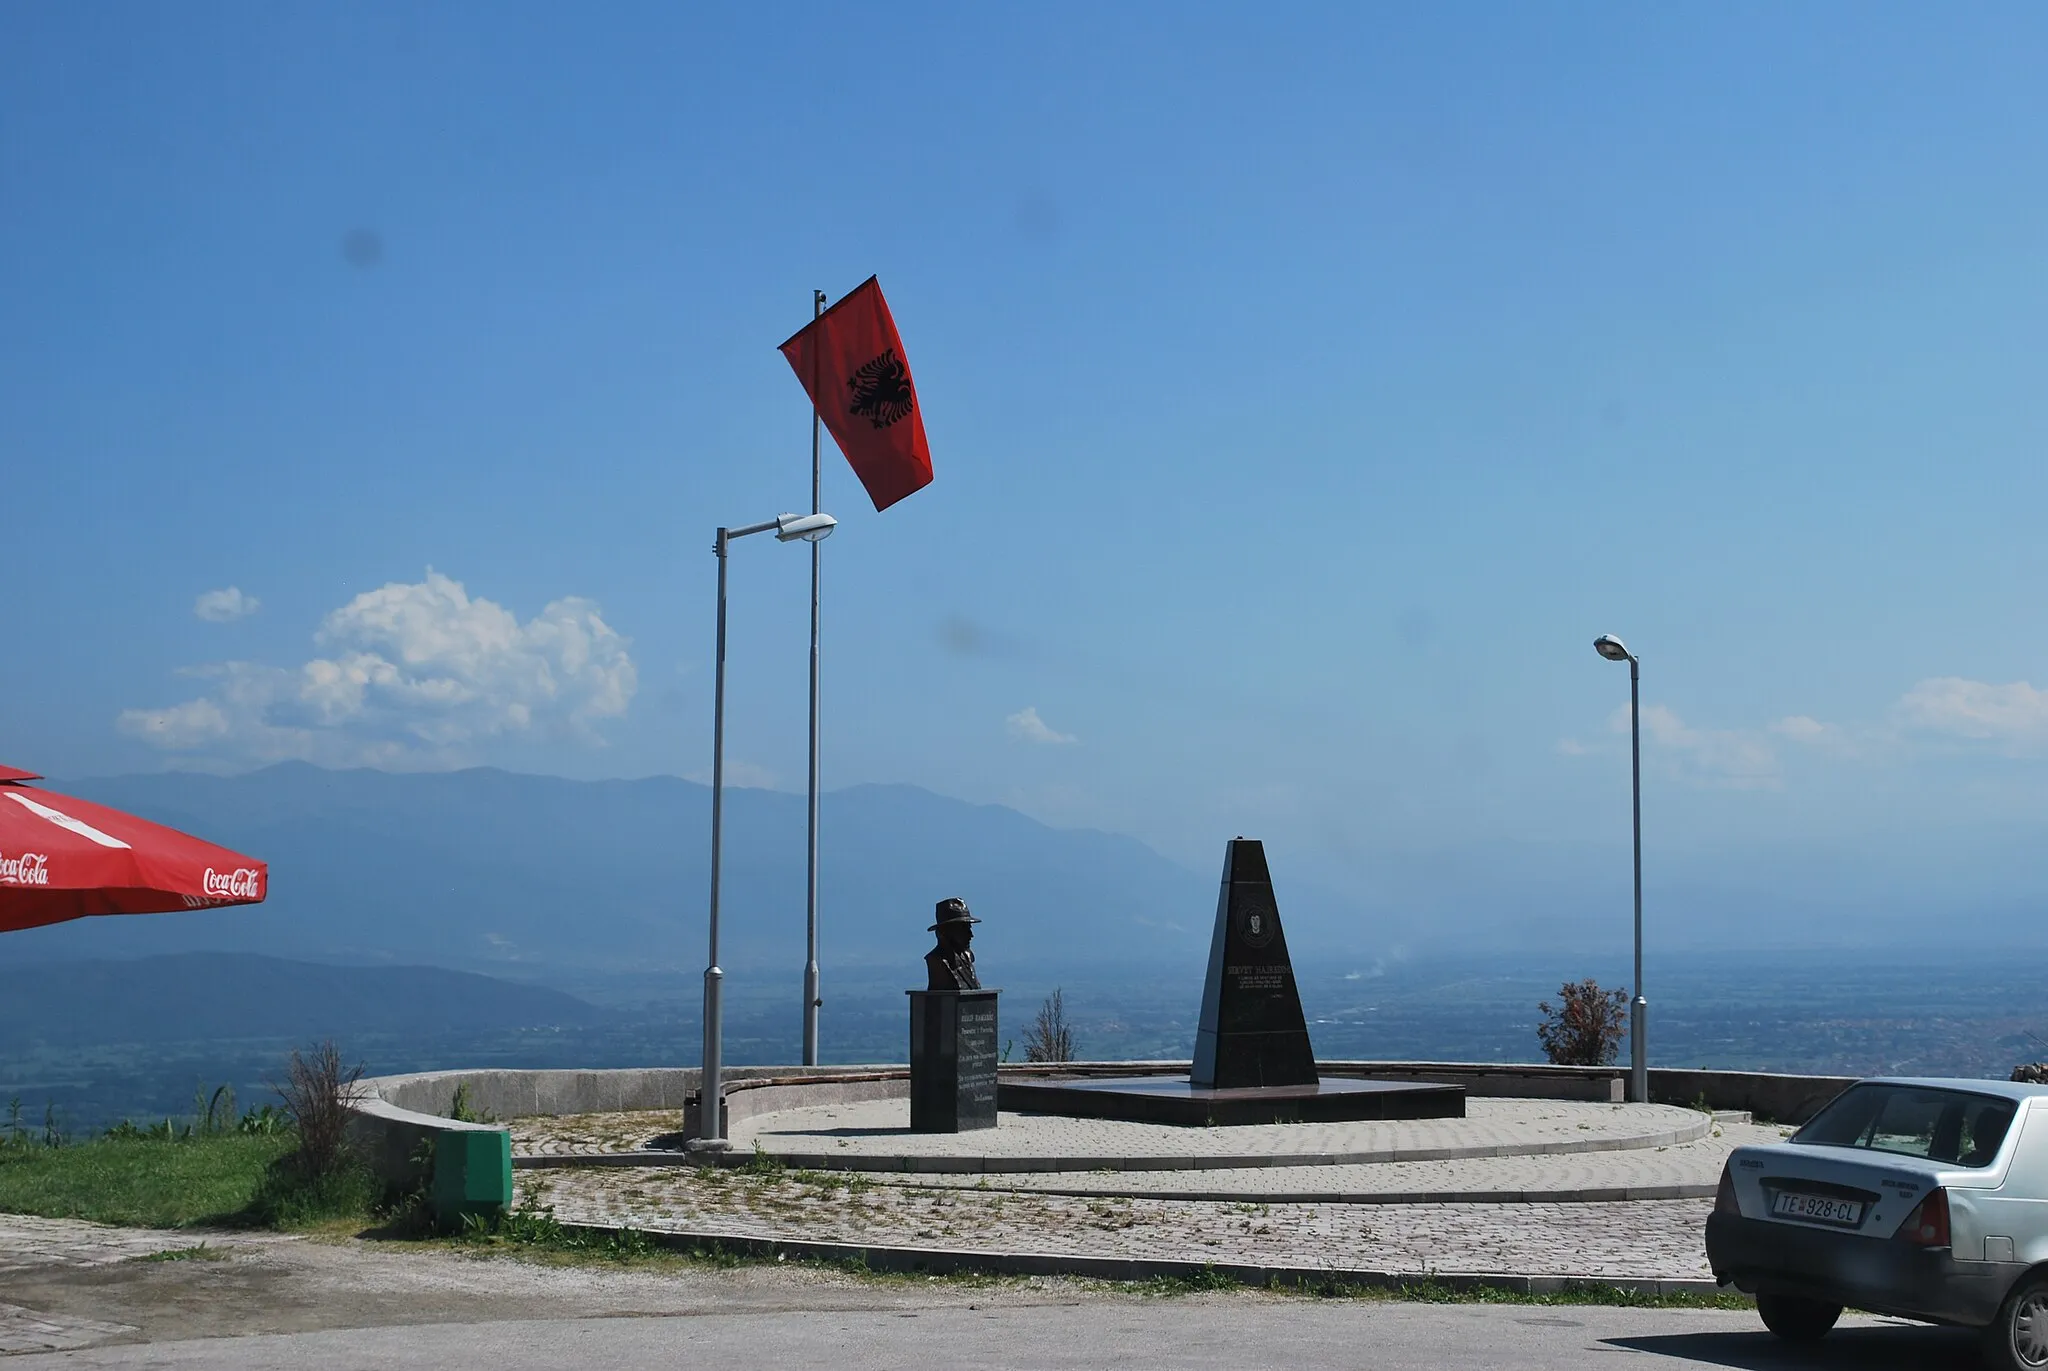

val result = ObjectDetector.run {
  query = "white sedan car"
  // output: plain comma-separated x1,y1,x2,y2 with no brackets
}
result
1707,1077,2048,1369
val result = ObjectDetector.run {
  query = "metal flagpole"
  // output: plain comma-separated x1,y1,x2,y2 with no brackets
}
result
803,289,826,1067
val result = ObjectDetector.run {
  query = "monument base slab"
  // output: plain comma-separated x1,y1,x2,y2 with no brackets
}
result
999,1074,1464,1127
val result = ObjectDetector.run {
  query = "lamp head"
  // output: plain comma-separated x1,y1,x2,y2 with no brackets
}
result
1593,634,1633,663
775,512,838,543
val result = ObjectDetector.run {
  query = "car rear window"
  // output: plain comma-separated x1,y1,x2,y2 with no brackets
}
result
1792,1084,2016,1167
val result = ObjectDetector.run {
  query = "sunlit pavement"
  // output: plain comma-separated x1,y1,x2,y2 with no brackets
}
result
0,1213,1993,1370
6,1300,1991,1370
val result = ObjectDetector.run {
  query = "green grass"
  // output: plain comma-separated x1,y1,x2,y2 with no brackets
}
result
0,1137,383,1233
242,1158,382,1229
0,1134,293,1228
1276,1275,1751,1310
0,1133,375,1231
131,1243,233,1263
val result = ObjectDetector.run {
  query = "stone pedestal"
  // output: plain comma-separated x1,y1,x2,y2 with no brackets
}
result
908,989,999,1132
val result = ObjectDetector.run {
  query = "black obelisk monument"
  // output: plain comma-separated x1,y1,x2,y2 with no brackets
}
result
1191,837,1319,1090
997,836,1465,1125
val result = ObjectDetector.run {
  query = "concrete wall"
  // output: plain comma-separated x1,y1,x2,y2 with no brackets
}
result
1322,1062,1626,1104
343,1093,513,1226
683,1073,910,1138
367,1063,897,1123
346,1064,906,1196
1646,1068,1856,1124
347,1059,1865,1174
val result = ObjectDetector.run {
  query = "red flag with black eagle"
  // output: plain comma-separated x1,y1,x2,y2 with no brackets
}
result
779,276,933,512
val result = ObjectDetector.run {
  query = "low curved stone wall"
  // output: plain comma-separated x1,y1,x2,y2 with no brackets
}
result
344,1094,512,1226
346,1064,901,1213
363,1063,899,1122
346,1058,1859,1212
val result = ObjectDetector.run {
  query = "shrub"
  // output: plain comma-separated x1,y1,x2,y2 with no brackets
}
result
1537,979,1629,1066
243,1157,380,1229
272,1040,365,1181
1024,988,1077,1064
238,1104,291,1136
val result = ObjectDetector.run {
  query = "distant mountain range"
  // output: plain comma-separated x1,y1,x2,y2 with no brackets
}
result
0,764,1324,976
0,951,603,1049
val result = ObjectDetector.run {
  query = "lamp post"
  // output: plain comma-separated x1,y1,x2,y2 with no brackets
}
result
692,510,838,1151
804,287,827,1067
1593,632,1647,1107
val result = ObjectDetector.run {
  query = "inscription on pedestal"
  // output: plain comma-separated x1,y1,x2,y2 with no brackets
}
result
908,989,999,1132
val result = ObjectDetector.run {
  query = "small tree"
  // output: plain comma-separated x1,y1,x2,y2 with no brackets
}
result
273,1040,365,1179
1536,979,1628,1067
1023,988,1077,1064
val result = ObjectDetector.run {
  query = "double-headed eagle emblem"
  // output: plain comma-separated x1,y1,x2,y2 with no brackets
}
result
847,349,916,429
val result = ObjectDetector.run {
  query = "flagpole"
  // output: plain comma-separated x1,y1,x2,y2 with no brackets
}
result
803,288,826,1068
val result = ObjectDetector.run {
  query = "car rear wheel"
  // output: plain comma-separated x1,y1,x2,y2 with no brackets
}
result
1987,1272,2048,1371
1756,1292,1841,1342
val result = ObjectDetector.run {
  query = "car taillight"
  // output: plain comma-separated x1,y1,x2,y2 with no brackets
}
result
1897,1188,1950,1247
1715,1165,1740,1216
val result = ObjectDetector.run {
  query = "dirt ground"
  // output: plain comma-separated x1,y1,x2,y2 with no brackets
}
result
1,1221,1142,1354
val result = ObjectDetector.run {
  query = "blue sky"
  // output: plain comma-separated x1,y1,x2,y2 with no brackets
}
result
5,4,2048,945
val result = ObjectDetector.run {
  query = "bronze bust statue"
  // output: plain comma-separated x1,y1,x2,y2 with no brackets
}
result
924,897,981,991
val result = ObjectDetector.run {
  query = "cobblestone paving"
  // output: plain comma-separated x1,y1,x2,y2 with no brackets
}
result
897,1120,1787,1201
0,1214,203,1272
513,1110,683,1157
512,1099,1720,1167
531,1166,1719,1281
0,1303,140,1356
0,1216,218,1352
741,1098,1710,1164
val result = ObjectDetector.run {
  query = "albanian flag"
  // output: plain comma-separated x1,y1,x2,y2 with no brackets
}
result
780,277,933,512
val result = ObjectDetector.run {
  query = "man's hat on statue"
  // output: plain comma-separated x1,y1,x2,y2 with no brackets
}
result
929,897,979,931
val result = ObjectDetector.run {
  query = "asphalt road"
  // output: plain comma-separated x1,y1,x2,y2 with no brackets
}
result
11,1301,1993,1370
0,1217,1995,1370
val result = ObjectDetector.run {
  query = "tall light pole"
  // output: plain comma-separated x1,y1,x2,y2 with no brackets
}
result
692,510,838,1151
804,288,827,1067
1593,633,1647,1106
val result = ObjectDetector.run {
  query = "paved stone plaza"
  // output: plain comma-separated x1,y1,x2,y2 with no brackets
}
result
529,1168,1719,1281
509,1100,1791,1282
0,1214,216,1274
513,1098,1752,1164
737,1097,1724,1166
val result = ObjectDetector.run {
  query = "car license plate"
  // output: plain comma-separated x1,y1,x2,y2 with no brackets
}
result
1772,1191,1863,1226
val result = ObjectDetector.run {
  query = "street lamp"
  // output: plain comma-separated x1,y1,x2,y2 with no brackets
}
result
691,510,838,1151
1593,633,1648,1107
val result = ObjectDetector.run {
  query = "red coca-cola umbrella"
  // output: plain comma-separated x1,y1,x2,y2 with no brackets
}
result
0,765,267,934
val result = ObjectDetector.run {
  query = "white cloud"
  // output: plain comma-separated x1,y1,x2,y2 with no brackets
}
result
1896,677,2048,752
1767,713,1877,759
1006,706,1076,745
1770,715,1832,742
193,587,259,622
1606,703,1779,787
118,697,231,749
120,570,636,766
1554,737,1591,757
